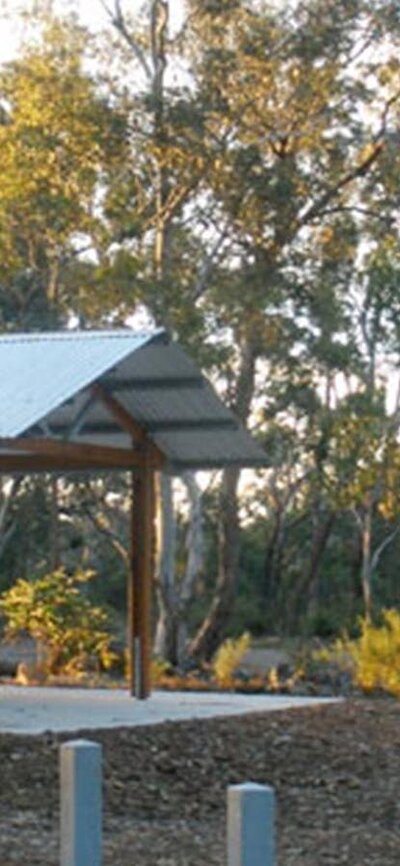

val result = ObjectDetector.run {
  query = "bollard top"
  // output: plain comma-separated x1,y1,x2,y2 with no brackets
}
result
228,782,274,794
61,739,101,750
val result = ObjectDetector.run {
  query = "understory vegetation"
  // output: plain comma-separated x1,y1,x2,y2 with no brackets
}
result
0,568,116,676
330,610,400,698
2,567,400,701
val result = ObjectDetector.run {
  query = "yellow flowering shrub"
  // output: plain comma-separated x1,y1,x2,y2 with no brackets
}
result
0,568,116,677
339,610,400,697
212,632,251,687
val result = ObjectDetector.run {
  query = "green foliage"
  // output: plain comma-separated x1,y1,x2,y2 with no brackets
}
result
0,479,52,591
0,568,116,676
0,16,125,328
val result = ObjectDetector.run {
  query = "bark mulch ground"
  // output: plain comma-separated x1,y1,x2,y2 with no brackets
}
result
0,698,399,865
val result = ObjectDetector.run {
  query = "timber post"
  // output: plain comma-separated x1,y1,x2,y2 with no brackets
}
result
91,385,161,699
129,443,155,699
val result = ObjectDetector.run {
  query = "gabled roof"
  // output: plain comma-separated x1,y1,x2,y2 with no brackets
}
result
0,329,266,474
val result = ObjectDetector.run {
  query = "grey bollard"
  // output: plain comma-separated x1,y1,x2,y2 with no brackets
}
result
227,782,275,866
60,739,102,866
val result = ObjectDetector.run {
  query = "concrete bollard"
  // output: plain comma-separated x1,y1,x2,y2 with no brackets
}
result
227,782,276,866
60,739,102,866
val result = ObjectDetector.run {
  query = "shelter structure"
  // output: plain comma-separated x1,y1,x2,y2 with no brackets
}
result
0,329,267,697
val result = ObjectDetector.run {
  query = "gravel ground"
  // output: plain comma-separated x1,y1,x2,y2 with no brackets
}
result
1,698,399,865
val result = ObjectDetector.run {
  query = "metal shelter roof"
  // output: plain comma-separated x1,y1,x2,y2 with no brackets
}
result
0,329,266,473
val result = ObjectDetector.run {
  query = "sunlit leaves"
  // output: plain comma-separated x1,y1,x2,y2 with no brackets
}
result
0,568,116,675
0,17,124,327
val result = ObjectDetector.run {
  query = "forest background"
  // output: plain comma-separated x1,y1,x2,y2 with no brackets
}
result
0,0,400,669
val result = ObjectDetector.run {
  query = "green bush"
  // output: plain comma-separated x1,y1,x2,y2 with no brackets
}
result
0,568,116,677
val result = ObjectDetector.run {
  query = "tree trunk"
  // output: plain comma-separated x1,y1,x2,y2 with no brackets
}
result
0,477,22,562
154,472,204,666
360,501,373,619
188,337,257,661
153,607,185,667
306,511,336,621
177,471,204,656
187,465,240,661
263,508,285,610
154,473,178,660
49,477,60,571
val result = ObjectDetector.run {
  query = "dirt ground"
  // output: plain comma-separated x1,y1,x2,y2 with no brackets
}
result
0,697,399,865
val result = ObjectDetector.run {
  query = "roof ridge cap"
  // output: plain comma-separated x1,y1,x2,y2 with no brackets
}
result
0,328,165,343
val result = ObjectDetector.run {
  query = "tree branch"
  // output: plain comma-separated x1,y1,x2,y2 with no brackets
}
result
84,503,129,565
299,89,400,228
351,507,363,532
150,1,169,79
192,226,230,302
312,205,394,225
100,0,152,80
299,140,385,228
370,524,400,575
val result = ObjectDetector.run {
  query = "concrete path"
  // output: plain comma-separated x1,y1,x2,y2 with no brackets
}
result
0,685,340,735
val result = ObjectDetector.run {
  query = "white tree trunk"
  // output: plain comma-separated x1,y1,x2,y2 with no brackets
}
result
153,472,204,665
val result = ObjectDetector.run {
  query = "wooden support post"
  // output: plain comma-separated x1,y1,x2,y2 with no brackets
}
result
128,446,155,699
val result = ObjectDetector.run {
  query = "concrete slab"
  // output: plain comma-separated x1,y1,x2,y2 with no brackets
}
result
0,685,340,735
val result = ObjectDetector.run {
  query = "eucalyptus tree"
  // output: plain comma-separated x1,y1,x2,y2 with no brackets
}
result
0,16,123,329
325,240,400,618
89,0,218,663
175,0,400,654
88,0,400,654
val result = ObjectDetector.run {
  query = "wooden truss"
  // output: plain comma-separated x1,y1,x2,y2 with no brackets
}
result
0,385,165,700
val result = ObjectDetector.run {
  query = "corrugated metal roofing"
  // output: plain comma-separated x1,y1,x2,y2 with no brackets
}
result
0,330,163,438
0,329,267,472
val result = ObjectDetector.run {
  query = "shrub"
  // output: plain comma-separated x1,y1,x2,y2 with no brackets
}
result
151,657,172,685
338,609,400,697
212,632,251,687
0,568,116,677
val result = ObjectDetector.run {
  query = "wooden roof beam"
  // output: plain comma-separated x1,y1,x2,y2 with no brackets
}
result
0,454,161,474
91,383,164,465
0,437,163,471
